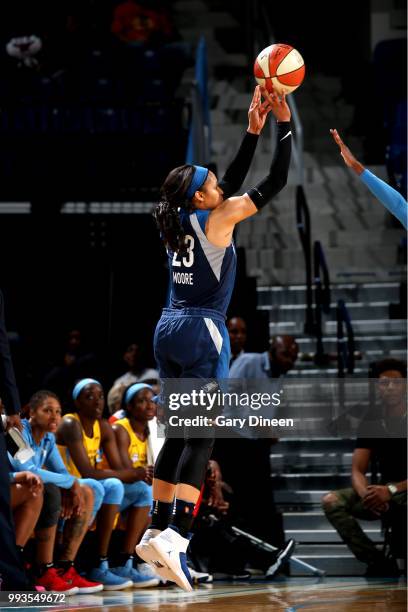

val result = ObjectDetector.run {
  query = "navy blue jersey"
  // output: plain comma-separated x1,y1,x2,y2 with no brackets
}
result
167,209,236,316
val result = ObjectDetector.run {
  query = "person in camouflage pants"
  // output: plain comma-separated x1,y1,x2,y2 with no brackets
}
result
322,359,407,576
322,486,406,572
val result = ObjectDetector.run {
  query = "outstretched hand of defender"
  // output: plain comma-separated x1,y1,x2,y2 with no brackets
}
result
260,86,291,123
330,128,364,175
247,85,274,134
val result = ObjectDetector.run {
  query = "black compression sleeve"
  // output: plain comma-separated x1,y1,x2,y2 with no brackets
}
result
247,122,292,210
218,131,259,199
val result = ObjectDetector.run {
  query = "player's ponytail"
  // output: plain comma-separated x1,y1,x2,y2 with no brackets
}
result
154,165,195,253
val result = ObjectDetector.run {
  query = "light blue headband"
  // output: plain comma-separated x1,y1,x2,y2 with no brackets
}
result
72,378,101,400
186,165,209,199
125,383,153,405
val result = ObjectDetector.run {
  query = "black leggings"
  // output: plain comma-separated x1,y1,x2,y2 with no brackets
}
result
36,483,61,529
154,435,214,490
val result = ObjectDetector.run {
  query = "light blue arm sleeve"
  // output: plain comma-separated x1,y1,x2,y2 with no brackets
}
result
44,441,76,489
8,439,76,489
361,169,408,229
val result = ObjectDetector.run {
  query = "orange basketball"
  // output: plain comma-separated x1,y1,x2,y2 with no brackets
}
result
254,43,305,95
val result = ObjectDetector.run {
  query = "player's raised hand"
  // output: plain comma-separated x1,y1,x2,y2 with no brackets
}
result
247,85,273,135
330,128,364,175
260,86,291,123
330,128,354,166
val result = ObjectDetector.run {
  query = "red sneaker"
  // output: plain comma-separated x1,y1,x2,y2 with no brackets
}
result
35,567,79,594
60,566,103,594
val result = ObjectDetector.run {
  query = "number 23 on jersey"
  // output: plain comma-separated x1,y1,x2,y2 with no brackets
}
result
172,235,195,268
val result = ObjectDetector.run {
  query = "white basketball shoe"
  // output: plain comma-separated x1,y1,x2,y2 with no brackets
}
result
137,527,193,591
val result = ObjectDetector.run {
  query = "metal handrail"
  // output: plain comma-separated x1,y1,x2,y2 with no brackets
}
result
296,185,314,334
313,240,331,365
336,299,355,377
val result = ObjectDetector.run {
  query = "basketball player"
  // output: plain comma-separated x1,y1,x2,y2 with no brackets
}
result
136,86,292,590
8,390,104,593
57,379,159,589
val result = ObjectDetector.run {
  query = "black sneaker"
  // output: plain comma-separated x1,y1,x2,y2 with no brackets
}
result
265,539,296,578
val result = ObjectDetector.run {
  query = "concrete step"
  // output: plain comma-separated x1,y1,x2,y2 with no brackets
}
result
272,438,356,452
362,348,407,360
275,489,335,506
293,334,406,353
283,511,383,550
250,248,401,270
285,367,371,378
269,380,386,404
237,194,388,218
288,357,406,375
325,318,407,335
258,247,399,271
285,527,382,544
271,452,354,470
291,545,367,576
266,403,371,420
292,352,405,373
283,511,379,532
260,302,391,323
269,318,406,336
257,283,401,306
238,229,404,249
271,473,352,490
247,252,404,284
247,261,406,285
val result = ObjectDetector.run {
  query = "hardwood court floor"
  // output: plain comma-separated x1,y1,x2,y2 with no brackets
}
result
2,578,406,612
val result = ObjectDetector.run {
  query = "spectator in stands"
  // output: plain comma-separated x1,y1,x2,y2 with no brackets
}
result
56,378,159,589
227,316,247,366
213,335,299,549
112,341,159,389
8,390,104,593
111,1,176,47
322,358,407,577
230,334,299,378
10,471,43,565
110,0,191,94
330,128,407,229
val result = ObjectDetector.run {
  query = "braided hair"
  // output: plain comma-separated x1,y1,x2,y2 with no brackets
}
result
154,164,196,253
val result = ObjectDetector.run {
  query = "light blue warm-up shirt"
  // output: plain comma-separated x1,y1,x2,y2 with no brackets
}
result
8,419,75,488
361,169,407,229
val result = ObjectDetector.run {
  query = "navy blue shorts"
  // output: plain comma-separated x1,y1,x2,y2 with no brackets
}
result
154,307,230,380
